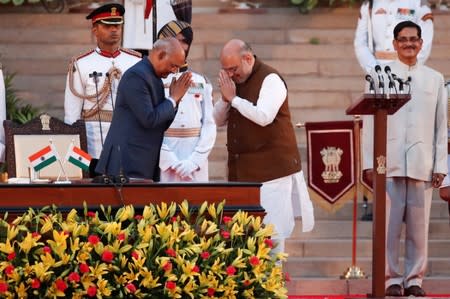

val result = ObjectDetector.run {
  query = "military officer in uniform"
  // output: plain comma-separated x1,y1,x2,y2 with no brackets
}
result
354,0,434,73
64,3,142,177
157,20,217,182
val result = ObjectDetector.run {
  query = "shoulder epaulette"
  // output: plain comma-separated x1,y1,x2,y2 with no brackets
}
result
121,48,142,58
73,49,95,61
422,12,434,22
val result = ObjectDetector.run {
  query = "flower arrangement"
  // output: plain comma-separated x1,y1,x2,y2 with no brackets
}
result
0,201,289,298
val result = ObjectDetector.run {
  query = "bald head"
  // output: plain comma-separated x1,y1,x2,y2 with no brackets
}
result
149,37,186,78
220,39,254,84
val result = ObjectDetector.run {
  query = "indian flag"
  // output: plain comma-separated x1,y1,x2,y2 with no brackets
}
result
66,145,92,171
28,145,57,171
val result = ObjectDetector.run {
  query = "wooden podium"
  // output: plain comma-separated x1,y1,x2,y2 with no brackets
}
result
346,93,410,298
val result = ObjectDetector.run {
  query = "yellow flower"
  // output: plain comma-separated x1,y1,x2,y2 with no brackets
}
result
178,200,190,219
32,262,53,281
230,222,244,239
0,239,14,254
39,216,54,234
6,225,19,240
139,267,161,289
41,253,56,268
19,232,39,254
15,282,28,298
96,278,112,297
115,205,134,222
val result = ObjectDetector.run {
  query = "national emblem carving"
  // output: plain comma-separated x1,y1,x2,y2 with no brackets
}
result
320,146,343,183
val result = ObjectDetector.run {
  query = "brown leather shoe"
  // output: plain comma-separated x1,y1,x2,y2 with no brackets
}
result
404,285,426,297
385,284,403,296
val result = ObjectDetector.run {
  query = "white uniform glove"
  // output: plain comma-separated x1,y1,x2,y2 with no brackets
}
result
174,160,199,179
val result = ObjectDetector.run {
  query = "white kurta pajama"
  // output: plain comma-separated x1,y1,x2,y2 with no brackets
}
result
0,67,6,162
64,48,141,159
362,59,448,288
214,73,315,248
159,72,216,182
123,0,176,50
354,0,433,73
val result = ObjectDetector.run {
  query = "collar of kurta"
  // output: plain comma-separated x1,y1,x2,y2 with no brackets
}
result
96,47,121,58
394,58,419,72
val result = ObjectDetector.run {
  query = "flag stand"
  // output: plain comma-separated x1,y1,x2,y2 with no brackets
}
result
341,116,366,279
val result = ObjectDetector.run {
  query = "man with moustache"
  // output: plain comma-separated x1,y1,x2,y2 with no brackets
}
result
96,38,192,181
64,3,142,177
362,21,447,297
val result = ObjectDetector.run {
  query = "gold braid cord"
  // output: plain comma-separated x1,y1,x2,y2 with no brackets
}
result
68,59,122,119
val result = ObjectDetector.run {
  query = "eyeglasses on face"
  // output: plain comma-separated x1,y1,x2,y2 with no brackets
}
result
395,36,421,43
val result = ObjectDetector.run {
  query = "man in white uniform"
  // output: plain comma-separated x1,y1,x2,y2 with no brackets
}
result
123,0,176,55
64,3,141,177
354,0,433,73
214,39,314,254
0,64,6,165
158,21,216,182
362,21,447,297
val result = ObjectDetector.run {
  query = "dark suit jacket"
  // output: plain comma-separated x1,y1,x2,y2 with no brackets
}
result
96,58,176,181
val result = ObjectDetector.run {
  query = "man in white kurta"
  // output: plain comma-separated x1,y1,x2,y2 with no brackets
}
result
214,39,314,254
64,3,141,176
123,0,176,52
0,65,6,164
362,21,447,297
158,21,216,182
354,0,433,74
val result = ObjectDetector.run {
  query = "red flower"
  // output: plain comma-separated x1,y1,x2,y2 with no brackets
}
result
79,263,89,273
43,246,51,254
192,265,200,273
31,232,40,238
68,272,80,283
207,287,215,296
284,272,291,282
226,265,236,276
117,233,126,241
165,248,176,257
31,278,40,289
249,256,260,266
171,216,178,222
243,280,251,286
101,250,114,263
264,238,274,248
131,251,139,260
7,252,15,261
200,251,210,260
162,261,172,272
0,282,8,293
87,211,96,218
55,279,67,292
88,235,100,245
134,215,143,220
4,265,14,275
221,230,230,239
87,285,97,297
126,283,136,293
165,281,176,290
222,216,232,224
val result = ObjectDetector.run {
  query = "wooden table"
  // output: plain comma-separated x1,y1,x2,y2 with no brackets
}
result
0,182,264,217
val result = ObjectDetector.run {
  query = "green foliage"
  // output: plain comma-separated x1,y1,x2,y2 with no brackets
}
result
291,0,362,14
3,72,40,124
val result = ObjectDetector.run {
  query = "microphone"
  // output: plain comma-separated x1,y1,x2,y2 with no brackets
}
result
89,71,103,83
384,66,397,94
365,74,376,94
405,76,412,94
374,65,385,94
392,74,404,93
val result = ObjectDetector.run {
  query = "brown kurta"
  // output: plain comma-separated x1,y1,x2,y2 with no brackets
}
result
227,57,301,182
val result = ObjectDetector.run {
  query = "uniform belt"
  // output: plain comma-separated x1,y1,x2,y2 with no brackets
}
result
165,127,201,137
375,51,397,61
83,110,113,122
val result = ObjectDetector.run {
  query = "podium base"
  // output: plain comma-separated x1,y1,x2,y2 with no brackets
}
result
341,265,367,279
54,180,72,184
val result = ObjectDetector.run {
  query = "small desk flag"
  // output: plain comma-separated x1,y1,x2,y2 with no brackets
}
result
28,145,57,171
65,145,92,171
